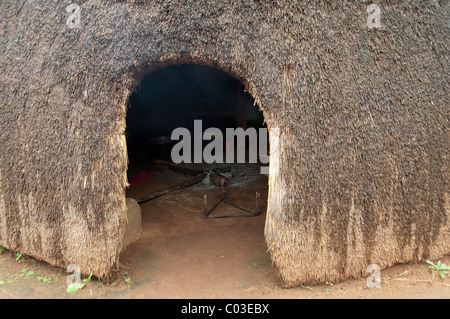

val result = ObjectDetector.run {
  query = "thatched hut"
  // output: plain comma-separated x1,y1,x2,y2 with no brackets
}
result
0,0,448,286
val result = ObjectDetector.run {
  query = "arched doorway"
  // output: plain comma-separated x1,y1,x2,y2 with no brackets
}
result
125,64,268,206
121,64,271,295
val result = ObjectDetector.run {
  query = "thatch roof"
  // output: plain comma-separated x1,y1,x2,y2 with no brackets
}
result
0,0,448,285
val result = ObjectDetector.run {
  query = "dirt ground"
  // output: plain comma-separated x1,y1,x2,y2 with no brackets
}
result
0,170,449,299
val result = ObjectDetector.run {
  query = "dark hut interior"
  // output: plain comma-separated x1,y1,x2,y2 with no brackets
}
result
125,64,268,206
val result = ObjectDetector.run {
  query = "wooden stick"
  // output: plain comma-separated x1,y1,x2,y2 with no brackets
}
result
137,173,206,204
153,159,204,176
0,287,17,299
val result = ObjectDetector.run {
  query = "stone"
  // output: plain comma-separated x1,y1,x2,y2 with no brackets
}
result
121,198,142,251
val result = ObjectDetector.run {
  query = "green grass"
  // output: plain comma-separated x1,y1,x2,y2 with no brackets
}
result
426,260,450,279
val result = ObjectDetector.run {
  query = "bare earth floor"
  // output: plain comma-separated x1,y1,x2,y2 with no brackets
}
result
0,176,449,299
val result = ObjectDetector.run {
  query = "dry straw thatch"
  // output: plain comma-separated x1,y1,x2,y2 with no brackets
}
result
0,0,449,285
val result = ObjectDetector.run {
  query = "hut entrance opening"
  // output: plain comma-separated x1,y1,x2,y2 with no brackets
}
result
122,65,270,283
125,63,268,217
